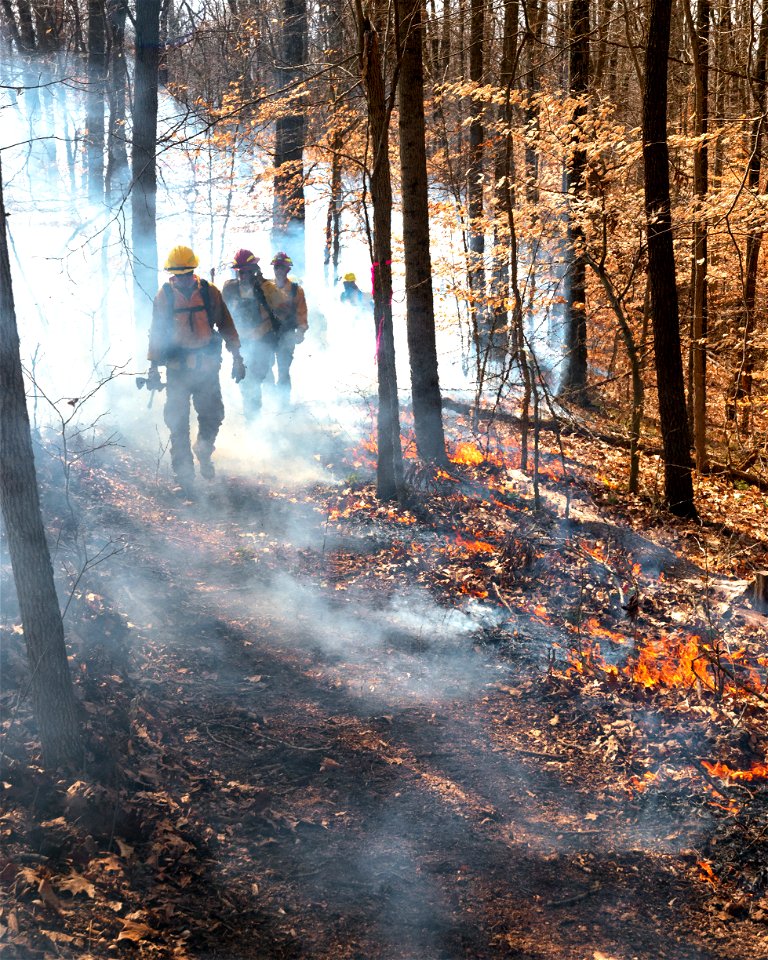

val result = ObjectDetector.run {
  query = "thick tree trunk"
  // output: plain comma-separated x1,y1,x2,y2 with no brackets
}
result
642,0,696,518
396,0,447,463
86,0,106,203
357,4,403,500
560,0,590,404
273,0,307,277
131,0,160,340
0,158,81,769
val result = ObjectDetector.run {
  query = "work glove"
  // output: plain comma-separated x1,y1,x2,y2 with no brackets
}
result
231,355,246,383
294,328,306,344
147,365,162,391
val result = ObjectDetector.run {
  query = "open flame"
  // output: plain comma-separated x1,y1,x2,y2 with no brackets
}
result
701,760,768,782
450,441,485,466
454,534,496,555
628,634,711,690
584,616,628,645
626,770,659,795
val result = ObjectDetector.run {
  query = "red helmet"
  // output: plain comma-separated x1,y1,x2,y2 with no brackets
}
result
271,251,293,269
232,249,260,271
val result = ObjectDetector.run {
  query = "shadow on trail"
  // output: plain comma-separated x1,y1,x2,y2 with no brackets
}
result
81,470,730,960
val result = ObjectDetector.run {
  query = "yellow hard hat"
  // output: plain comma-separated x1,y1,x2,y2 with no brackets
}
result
343,272,356,283
164,245,199,273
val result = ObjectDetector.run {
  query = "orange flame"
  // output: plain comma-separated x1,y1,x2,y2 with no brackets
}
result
450,442,485,466
628,634,711,690
702,760,768,782
697,860,718,885
455,534,495,554
626,770,659,795
584,616,627,645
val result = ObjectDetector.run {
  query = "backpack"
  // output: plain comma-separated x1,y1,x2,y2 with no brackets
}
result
159,278,221,361
162,277,214,332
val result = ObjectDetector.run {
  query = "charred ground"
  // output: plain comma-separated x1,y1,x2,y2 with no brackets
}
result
2,407,768,959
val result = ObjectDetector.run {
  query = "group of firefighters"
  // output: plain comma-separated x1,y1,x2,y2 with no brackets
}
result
145,244,366,497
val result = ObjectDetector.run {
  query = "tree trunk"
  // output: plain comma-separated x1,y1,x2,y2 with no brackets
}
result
273,0,307,277
357,2,404,500
396,0,447,463
467,0,486,341
0,2,23,50
642,0,696,518
16,0,36,50
560,0,590,404
731,3,768,434
131,0,161,341
105,0,129,201
321,0,344,280
686,0,709,470
86,0,106,203
0,157,82,770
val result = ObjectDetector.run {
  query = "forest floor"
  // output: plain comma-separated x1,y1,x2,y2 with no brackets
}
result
3,399,768,959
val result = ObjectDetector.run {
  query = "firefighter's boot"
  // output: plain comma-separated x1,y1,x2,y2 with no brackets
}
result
193,438,215,480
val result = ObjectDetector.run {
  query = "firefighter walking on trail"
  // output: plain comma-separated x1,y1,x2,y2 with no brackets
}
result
221,249,276,420
262,251,308,408
147,245,246,495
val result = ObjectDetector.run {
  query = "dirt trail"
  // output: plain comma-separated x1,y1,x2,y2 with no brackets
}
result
79,443,768,960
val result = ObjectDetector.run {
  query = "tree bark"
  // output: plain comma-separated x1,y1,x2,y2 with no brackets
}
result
273,0,307,277
0,157,82,769
396,0,447,463
16,0,36,50
131,0,161,340
560,0,590,404
357,2,404,500
467,0,486,341
642,0,696,518
686,0,709,470
105,0,129,201
86,0,106,203
731,3,768,434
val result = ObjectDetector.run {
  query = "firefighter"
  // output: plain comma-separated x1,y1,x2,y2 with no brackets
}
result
340,272,370,307
221,249,276,420
261,251,308,407
147,245,246,495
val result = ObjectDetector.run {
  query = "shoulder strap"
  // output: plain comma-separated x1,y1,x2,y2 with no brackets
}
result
198,278,215,330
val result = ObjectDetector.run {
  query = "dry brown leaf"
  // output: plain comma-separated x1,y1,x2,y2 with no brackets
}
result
42,929,76,944
17,865,41,888
38,878,63,912
115,838,134,858
58,872,96,898
117,920,155,943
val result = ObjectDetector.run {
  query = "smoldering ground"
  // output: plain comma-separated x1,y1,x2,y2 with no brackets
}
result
52,435,726,960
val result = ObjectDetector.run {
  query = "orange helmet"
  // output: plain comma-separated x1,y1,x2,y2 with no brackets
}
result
271,251,293,270
232,249,260,271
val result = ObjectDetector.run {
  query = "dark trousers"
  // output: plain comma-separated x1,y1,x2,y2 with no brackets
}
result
164,361,224,478
240,337,273,419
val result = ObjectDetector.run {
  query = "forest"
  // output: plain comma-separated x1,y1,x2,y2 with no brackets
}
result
2,0,768,957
